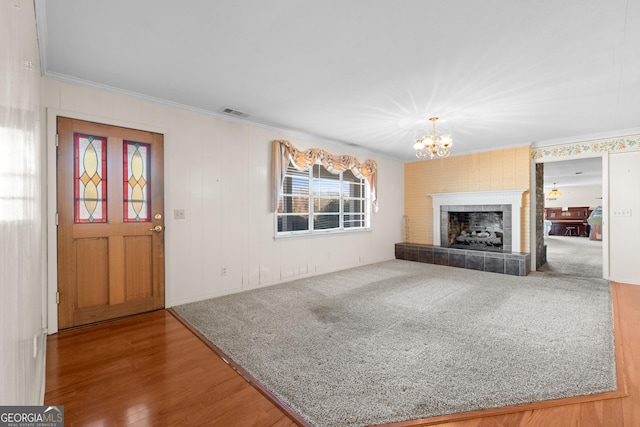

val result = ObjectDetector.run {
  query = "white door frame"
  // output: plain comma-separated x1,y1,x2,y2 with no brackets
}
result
529,152,609,279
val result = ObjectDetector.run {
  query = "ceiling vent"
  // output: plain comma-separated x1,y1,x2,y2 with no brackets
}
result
220,107,250,118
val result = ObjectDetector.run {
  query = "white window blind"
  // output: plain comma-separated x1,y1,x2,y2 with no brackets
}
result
277,163,370,235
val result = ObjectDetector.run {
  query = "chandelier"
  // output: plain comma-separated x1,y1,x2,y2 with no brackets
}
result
548,183,563,198
413,117,453,159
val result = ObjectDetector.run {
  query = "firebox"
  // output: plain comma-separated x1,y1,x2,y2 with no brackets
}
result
447,211,504,252
431,191,524,254
440,203,513,253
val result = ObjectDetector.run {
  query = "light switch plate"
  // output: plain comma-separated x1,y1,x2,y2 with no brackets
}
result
612,209,632,217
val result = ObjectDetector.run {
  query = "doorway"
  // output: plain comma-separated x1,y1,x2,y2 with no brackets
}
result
538,157,603,278
56,117,165,329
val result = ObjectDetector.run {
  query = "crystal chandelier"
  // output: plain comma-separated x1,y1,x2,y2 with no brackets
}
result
413,117,453,159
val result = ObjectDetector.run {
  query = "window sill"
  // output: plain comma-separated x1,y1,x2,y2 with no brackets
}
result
274,227,372,240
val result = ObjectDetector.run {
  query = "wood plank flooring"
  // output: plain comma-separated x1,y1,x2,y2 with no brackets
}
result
45,282,640,427
45,309,298,426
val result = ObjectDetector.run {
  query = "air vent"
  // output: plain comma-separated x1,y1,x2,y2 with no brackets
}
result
220,107,250,118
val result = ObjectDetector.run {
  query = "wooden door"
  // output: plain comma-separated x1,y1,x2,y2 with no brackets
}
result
56,117,165,329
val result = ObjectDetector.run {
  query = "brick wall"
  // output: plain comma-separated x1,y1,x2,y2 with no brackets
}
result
535,163,546,267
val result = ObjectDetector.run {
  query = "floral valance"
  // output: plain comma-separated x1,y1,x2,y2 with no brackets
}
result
272,140,378,212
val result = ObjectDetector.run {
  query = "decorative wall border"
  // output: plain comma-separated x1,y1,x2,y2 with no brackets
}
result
531,134,640,160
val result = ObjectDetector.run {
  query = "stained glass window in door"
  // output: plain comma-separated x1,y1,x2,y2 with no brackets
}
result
123,141,151,222
74,133,107,223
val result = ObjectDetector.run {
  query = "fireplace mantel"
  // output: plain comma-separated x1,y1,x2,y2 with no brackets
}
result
429,190,527,250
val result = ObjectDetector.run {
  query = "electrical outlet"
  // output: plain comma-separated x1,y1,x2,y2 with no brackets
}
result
221,267,228,276
174,209,185,220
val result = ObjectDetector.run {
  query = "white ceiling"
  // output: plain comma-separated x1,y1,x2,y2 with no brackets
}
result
35,0,640,161
543,157,602,188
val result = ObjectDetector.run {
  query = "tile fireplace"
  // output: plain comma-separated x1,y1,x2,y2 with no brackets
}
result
430,190,525,252
395,190,530,276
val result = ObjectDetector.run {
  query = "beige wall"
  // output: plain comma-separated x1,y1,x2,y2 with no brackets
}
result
404,146,531,252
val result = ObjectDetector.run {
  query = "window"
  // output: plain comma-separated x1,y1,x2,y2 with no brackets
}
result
0,126,37,222
277,163,370,235
74,133,108,223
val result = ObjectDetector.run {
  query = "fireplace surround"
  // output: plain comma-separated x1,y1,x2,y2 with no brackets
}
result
430,190,525,252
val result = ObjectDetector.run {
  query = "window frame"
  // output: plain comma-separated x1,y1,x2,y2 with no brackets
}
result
275,162,372,238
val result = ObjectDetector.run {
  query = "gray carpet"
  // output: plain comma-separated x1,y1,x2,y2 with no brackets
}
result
539,235,603,278
173,260,616,427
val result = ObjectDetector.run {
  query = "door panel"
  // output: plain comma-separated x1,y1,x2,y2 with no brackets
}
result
124,236,153,299
76,238,109,308
57,117,165,329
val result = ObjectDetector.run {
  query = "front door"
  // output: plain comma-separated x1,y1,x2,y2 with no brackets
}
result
56,117,165,329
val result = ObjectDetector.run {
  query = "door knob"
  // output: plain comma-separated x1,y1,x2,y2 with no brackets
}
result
150,225,163,232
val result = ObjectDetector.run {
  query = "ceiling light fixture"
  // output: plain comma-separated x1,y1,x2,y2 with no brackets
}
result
412,117,453,159
548,183,563,198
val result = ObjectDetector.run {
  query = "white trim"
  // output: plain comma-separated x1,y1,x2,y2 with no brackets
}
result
274,227,372,240
531,153,609,280
429,190,527,251
33,0,48,77
46,110,57,334
601,152,609,279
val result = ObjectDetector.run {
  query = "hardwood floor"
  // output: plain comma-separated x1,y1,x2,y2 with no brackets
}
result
45,282,640,427
45,310,298,426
